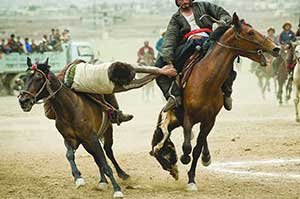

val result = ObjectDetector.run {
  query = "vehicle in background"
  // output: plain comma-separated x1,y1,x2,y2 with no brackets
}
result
0,42,97,95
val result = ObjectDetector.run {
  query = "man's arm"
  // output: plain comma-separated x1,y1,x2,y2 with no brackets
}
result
161,15,180,64
133,65,177,77
202,2,231,24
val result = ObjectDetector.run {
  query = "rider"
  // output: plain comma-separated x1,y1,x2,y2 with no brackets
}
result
155,0,236,112
137,41,155,65
62,60,176,124
279,21,296,45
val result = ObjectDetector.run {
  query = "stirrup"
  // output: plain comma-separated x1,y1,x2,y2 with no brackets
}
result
163,95,180,112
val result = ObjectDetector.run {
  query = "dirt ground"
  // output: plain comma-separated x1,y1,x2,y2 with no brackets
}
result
0,62,300,199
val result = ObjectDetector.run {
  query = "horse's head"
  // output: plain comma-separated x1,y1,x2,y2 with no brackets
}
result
220,13,280,66
150,127,179,180
18,57,52,112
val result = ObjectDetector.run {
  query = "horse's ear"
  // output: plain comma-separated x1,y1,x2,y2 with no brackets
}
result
44,57,49,66
27,57,32,68
232,12,241,30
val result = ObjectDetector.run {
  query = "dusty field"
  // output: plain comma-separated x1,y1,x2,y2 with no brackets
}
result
0,63,300,199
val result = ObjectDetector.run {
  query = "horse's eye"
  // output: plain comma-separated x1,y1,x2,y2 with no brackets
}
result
248,31,254,36
35,73,43,79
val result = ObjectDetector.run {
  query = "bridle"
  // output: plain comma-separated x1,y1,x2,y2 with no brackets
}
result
18,67,63,105
199,14,269,57
216,32,268,56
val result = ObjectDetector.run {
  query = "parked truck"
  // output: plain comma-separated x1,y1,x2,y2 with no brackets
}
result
0,42,96,95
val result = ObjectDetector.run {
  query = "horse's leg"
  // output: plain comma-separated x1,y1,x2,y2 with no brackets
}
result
103,126,130,180
294,86,300,122
286,77,293,102
82,134,123,198
201,138,211,167
181,116,193,165
64,140,85,188
186,119,215,191
277,80,283,105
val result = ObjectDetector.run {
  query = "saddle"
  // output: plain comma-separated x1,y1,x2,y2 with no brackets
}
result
179,45,207,88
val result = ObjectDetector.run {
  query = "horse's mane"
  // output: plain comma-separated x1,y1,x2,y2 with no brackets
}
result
208,25,231,42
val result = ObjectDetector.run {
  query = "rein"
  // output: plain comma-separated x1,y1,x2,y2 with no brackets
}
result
200,14,268,57
216,32,268,56
19,68,63,104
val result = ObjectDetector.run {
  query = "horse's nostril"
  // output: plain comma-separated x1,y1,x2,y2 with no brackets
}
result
273,47,280,54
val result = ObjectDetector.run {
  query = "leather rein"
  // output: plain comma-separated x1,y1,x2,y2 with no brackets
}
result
19,68,63,104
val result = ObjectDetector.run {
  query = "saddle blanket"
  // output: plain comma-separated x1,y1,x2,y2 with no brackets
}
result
64,62,115,94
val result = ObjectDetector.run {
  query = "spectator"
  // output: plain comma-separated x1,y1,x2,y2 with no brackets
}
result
156,29,166,57
54,29,61,42
24,38,32,53
279,21,296,44
16,36,24,53
61,29,70,43
267,27,278,45
49,28,56,46
31,39,39,53
40,34,52,52
7,34,18,52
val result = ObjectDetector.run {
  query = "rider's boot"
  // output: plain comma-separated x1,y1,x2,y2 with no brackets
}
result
104,94,133,125
221,68,237,111
156,76,182,112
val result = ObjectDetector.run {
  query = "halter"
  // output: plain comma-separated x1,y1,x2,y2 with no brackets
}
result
216,31,269,57
19,66,63,104
199,14,269,57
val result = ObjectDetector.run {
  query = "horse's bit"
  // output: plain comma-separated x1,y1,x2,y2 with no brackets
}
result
19,68,63,104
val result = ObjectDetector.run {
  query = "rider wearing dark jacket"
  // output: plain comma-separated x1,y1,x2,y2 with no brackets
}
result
155,0,236,112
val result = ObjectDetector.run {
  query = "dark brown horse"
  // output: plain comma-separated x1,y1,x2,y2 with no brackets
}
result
151,13,280,191
18,58,128,198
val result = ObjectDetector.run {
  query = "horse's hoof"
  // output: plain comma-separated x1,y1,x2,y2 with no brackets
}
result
201,155,211,167
186,183,198,192
180,155,191,165
98,182,108,190
118,172,130,181
113,191,124,198
75,178,85,188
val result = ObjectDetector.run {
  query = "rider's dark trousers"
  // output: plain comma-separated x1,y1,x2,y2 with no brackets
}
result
155,38,237,99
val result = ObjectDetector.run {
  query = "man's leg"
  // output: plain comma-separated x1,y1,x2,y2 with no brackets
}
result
155,55,181,111
104,94,133,125
221,66,237,111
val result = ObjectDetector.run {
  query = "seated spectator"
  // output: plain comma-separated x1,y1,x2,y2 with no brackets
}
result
24,38,32,53
31,39,39,53
49,28,56,46
54,29,61,42
16,36,25,53
39,35,51,53
8,34,18,53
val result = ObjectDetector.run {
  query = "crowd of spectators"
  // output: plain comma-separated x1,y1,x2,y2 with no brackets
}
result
0,28,71,55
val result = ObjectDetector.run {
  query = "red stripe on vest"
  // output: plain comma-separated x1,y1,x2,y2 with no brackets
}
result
183,28,212,40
